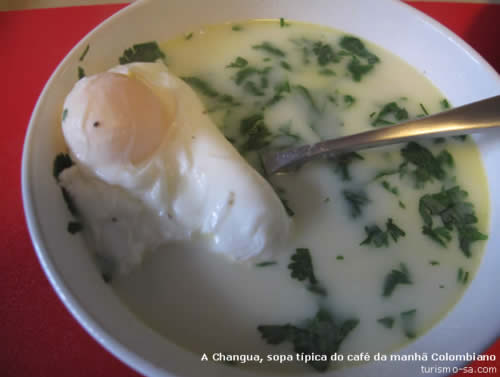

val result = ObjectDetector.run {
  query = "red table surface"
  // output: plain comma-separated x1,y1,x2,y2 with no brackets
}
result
2,2,499,377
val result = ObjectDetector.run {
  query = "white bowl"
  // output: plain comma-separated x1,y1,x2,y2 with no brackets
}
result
22,0,500,376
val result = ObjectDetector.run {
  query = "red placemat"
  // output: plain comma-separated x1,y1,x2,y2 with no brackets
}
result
2,2,499,377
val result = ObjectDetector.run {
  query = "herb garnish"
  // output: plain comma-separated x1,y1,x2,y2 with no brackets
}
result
383,263,412,297
182,76,218,97
340,36,379,64
252,41,286,57
258,308,359,372
79,44,90,61
53,153,73,181
226,56,248,68
377,316,395,329
280,61,292,71
239,113,272,152
232,25,243,31
381,180,399,196
119,41,166,64
361,218,406,247
331,152,364,181
256,261,278,267
288,248,326,296
294,85,318,112
419,186,488,257
400,309,417,338
67,221,83,234
78,66,85,80
185,32,193,40
372,102,408,126
457,267,469,284
312,41,338,66
62,108,68,122
280,17,290,28
343,189,370,218
401,142,452,187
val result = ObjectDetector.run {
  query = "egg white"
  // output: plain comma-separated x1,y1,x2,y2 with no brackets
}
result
59,62,291,275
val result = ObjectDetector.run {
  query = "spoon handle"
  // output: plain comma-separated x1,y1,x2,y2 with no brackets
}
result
263,95,500,175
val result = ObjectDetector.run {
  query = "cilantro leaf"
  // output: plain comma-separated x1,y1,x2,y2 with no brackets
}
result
361,225,388,247
377,316,395,329
400,309,417,338
258,309,359,372
255,261,278,267
79,44,90,61
239,113,272,152
372,102,408,126
340,36,380,64
312,41,338,66
401,142,450,187
78,66,85,80
119,41,165,64
53,153,73,181
347,56,375,82
252,41,285,57
288,248,317,285
67,221,83,234
226,56,248,68
294,85,318,112
386,218,406,242
331,152,364,181
182,76,219,97
343,189,370,218
419,186,487,257
383,263,412,297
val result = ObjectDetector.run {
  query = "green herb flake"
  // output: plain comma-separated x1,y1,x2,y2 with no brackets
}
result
62,108,68,122
181,76,218,97
185,32,193,40
279,17,289,28
331,152,364,181
119,41,166,64
319,68,336,76
294,85,318,112
256,261,278,267
53,153,73,181
280,61,292,71
79,44,90,62
381,180,399,196
401,142,451,187
226,56,248,68
361,225,388,248
377,316,395,329
312,41,338,66
340,36,380,64
419,103,429,116
383,263,412,297
429,260,440,266
67,221,83,234
398,200,406,209
232,25,243,31
440,98,451,110
419,186,488,256
336,255,344,260
239,113,272,152
400,309,417,338
288,248,317,285
343,189,370,218
347,56,375,82
243,81,265,96
78,66,85,80
258,309,359,372
386,218,406,242
372,102,408,127
252,41,286,57
343,95,356,107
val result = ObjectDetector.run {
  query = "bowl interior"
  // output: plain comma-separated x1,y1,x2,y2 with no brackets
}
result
22,0,500,376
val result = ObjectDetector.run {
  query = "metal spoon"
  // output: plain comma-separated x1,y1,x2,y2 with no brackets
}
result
262,95,500,175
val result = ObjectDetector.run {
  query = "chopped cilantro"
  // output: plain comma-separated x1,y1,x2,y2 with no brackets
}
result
457,268,469,284
419,103,429,116
78,66,85,80
239,113,272,152
226,56,248,68
288,248,317,285
343,189,370,218
280,61,292,71
419,186,487,257
347,56,375,82
377,316,395,329
319,68,336,76
400,309,417,338
383,263,412,297
294,85,318,112
67,221,83,234
279,17,289,27
185,32,193,40
340,36,379,64
312,41,338,66
336,255,344,260
401,142,450,187
243,81,265,96
119,41,165,64
386,218,406,242
232,25,243,31
330,152,365,181
429,260,440,266
372,102,408,126
258,309,359,372
265,80,291,107
252,41,285,57
53,153,73,181
361,225,388,247
399,200,406,209
62,108,68,122
381,180,399,196
79,44,90,61
181,76,218,97
440,98,451,110
343,95,356,107
234,66,264,85
256,261,277,267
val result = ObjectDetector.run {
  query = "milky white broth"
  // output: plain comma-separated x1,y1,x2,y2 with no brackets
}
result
111,20,489,373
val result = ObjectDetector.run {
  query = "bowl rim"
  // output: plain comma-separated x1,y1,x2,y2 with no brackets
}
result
21,1,500,377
